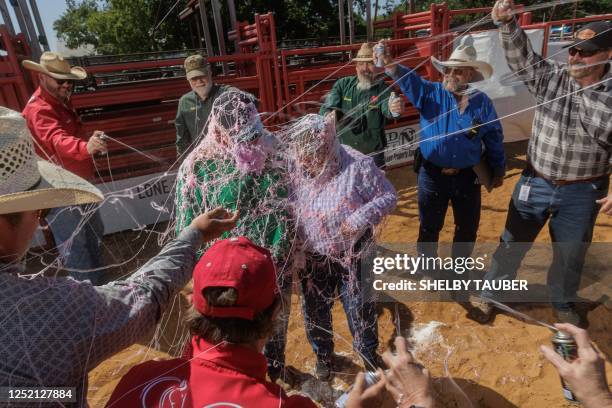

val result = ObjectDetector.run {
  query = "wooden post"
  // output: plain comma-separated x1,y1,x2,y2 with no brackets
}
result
198,0,214,59
339,0,345,45
210,0,228,74
348,0,354,44
0,0,15,36
366,0,372,41
15,0,41,59
28,0,48,51
226,0,239,52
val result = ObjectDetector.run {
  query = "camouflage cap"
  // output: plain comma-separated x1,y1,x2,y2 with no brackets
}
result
184,54,210,80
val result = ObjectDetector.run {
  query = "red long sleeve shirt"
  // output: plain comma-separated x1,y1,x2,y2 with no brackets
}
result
22,87,94,180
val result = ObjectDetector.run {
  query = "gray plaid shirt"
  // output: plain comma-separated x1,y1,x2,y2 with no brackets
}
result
501,19,611,181
0,227,201,407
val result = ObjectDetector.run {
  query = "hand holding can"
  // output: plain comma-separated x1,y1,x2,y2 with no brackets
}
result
87,130,108,156
540,323,612,408
492,0,514,25
389,92,402,118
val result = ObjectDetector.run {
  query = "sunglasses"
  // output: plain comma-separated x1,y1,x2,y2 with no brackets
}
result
568,47,602,58
52,78,75,86
444,67,471,75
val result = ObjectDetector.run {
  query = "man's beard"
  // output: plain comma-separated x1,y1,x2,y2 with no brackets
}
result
356,73,373,90
194,82,213,99
42,80,71,103
568,62,591,79
57,88,72,103
443,77,467,94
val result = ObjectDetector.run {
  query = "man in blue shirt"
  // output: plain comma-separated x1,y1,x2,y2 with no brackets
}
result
379,40,506,274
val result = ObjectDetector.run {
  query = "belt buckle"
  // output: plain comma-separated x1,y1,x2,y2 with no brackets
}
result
441,168,459,176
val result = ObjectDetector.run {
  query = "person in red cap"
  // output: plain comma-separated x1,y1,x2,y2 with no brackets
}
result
106,236,312,407
107,236,428,408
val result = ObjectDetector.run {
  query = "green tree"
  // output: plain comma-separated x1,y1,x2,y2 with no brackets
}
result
53,0,100,50
54,0,191,55
55,0,373,54
233,0,350,42
387,0,611,24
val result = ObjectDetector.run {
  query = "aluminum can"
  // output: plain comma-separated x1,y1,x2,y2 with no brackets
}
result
552,330,579,403
494,0,512,26
389,92,400,118
335,371,380,407
374,43,385,68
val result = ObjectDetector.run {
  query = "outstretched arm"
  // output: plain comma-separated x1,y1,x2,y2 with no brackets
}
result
492,0,560,95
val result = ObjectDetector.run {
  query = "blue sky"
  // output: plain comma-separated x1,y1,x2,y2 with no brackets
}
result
2,0,67,51
39,0,68,50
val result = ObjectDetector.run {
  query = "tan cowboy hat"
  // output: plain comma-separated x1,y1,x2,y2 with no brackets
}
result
353,42,375,62
22,51,87,81
0,107,103,215
431,42,493,82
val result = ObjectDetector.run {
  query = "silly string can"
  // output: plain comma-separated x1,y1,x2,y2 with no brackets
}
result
335,371,380,407
374,43,385,68
551,330,579,403
389,92,400,118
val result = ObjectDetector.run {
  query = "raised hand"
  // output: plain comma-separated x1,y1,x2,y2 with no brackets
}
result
189,207,239,242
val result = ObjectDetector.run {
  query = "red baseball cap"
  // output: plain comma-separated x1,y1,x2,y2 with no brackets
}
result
193,236,277,320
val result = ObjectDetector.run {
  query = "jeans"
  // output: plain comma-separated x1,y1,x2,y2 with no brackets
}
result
263,267,292,377
483,173,608,311
417,162,481,264
46,204,106,285
299,235,379,363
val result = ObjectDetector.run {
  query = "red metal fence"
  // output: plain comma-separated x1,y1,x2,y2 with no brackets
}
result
1,7,610,182
0,25,32,111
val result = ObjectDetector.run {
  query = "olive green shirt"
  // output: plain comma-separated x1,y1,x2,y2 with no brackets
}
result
175,159,290,262
175,84,232,156
319,76,394,154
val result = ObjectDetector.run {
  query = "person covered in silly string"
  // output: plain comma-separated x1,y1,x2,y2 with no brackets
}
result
174,89,294,382
283,113,397,381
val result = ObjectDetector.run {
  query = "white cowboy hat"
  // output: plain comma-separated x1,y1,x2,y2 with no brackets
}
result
352,42,375,62
22,51,87,81
431,43,493,82
0,107,103,215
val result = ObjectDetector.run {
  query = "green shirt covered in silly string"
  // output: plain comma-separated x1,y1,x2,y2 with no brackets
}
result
175,158,290,262
174,90,291,264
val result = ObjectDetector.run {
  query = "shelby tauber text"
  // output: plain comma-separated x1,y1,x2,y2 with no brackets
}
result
373,279,528,292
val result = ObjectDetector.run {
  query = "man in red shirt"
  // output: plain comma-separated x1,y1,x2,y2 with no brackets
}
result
22,52,108,284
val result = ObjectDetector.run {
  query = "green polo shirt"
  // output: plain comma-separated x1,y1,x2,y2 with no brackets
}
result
175,84,233,156
175,159,290,262
319,76,394,154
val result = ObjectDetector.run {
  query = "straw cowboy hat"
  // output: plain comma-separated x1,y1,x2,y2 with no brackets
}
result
353,42,375,62
0,107,102,215
431,38,493,82
22,51,87,81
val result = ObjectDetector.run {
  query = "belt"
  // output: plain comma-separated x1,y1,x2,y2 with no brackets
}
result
423,160,463,176
525,164,606,186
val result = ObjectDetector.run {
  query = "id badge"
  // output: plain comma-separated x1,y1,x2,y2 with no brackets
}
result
518,184,531,202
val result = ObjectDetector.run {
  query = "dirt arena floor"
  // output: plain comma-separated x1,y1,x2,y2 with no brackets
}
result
88,141,612,407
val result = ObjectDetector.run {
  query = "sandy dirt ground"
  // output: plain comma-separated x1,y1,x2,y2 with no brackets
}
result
89,141,611,407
